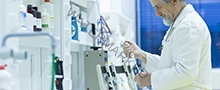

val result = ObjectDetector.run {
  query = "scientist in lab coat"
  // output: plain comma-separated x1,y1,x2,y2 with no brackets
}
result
123,0,212,90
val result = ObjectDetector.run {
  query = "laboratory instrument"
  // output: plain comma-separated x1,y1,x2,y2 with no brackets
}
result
123,64,136,90
104,64,115,90
84,23,108,90
84,50,108,90
55,56,64,90
0,32,56,90
110,63,121,90
96,64,136,90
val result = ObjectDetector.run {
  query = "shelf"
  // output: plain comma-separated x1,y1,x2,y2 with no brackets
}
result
70,40,92,52
19,35,60,48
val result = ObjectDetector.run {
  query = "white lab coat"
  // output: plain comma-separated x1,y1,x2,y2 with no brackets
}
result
141,4,212,90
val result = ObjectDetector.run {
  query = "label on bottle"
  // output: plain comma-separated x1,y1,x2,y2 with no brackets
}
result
42,16,50,28
50,16,54,28
20,11,27,28
33,17,37,27
36,19,42,28
42,24,49,28
26,13,33,31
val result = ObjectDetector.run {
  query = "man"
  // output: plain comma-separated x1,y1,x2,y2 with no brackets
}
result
123,0,212,89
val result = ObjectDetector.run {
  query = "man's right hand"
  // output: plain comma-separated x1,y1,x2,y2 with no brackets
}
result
122,41,146,61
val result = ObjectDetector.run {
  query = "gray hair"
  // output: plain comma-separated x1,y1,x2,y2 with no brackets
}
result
161,0,185,4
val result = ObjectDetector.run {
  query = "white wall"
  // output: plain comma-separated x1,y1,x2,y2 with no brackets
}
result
99,0,136,42
121,0,136,42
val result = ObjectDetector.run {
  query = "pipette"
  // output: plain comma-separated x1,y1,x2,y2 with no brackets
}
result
123,42,141,73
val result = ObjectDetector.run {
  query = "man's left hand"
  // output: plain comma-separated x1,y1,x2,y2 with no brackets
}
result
134,72,151,88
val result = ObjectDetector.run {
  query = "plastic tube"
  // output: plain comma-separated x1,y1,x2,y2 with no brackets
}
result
0,48,13,59
13,50,27,60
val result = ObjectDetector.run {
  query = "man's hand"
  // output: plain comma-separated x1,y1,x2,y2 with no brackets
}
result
134,72,151,88
122,41,146,62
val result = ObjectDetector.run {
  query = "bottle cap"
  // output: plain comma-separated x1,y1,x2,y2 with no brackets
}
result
55,56,60,61
27,4,33,13
33,6,38,11
45,0,50,2
36,11,41,18
31,9,37,17
0,64,7,70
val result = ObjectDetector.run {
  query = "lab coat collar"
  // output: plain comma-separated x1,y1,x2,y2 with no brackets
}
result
173,4,195,27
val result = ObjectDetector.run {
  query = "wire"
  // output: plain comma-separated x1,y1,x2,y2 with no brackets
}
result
96,16,110,47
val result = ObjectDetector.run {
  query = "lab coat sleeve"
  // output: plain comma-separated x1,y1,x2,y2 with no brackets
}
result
151,22,202,90
141,52,161,73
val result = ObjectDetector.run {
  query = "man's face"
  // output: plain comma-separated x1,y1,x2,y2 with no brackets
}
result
150,0,174,26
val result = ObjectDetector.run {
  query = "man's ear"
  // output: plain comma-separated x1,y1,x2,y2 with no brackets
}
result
172,0,179,7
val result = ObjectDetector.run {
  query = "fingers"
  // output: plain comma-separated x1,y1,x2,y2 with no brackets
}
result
122,42,133,57
124,48,133,57
124,40,132,45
